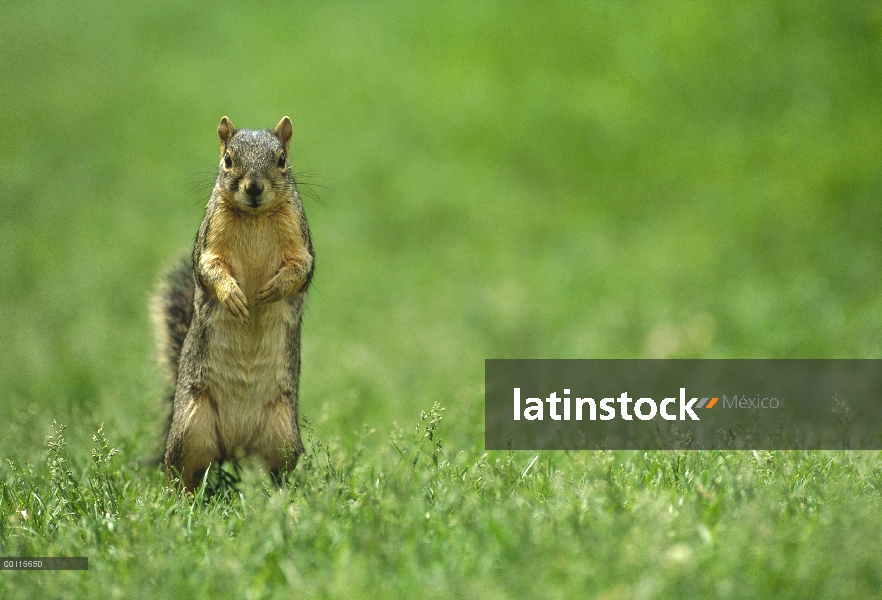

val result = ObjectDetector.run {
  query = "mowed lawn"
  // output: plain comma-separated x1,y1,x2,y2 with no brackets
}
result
2,2,882,598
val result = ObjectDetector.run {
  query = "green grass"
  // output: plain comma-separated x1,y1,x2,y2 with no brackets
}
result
2,0,882,597
4,420,882,598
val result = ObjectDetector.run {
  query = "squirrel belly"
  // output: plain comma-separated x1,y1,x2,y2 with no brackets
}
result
175,283,305,475
155,116,314,491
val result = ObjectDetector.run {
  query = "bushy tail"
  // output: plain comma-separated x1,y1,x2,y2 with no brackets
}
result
150,255,195,386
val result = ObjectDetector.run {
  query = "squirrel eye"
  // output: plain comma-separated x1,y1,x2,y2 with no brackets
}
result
223,152,233,169
278,153,286,169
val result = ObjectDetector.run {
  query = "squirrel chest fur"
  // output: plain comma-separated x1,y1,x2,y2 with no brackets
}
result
152,116,314,491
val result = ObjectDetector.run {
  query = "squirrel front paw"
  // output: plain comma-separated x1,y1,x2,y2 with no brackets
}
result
256,275,284,305
218,279,250,320
256,272,303,305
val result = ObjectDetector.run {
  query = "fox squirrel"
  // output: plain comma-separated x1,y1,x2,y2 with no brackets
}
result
151,116,315,491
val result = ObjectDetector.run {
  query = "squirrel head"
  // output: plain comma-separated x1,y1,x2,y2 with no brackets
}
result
214,116,295,212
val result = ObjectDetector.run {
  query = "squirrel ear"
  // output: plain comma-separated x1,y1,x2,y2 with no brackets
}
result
275,117,293,146
218,117,236,148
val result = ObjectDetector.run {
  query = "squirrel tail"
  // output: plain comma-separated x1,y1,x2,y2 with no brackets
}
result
150,255,195,386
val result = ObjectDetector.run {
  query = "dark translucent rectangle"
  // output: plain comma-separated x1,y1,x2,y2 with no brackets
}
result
1,557,88,570
485,359,882,450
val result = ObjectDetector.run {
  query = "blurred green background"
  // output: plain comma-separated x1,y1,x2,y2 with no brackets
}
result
1,1,881,456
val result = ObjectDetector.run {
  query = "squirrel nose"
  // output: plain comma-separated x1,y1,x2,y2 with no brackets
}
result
245,180,264,198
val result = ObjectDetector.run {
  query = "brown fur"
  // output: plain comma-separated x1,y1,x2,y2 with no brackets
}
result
154,116,314,491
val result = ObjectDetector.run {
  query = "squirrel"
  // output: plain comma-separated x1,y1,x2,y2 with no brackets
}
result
151,116,315,491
